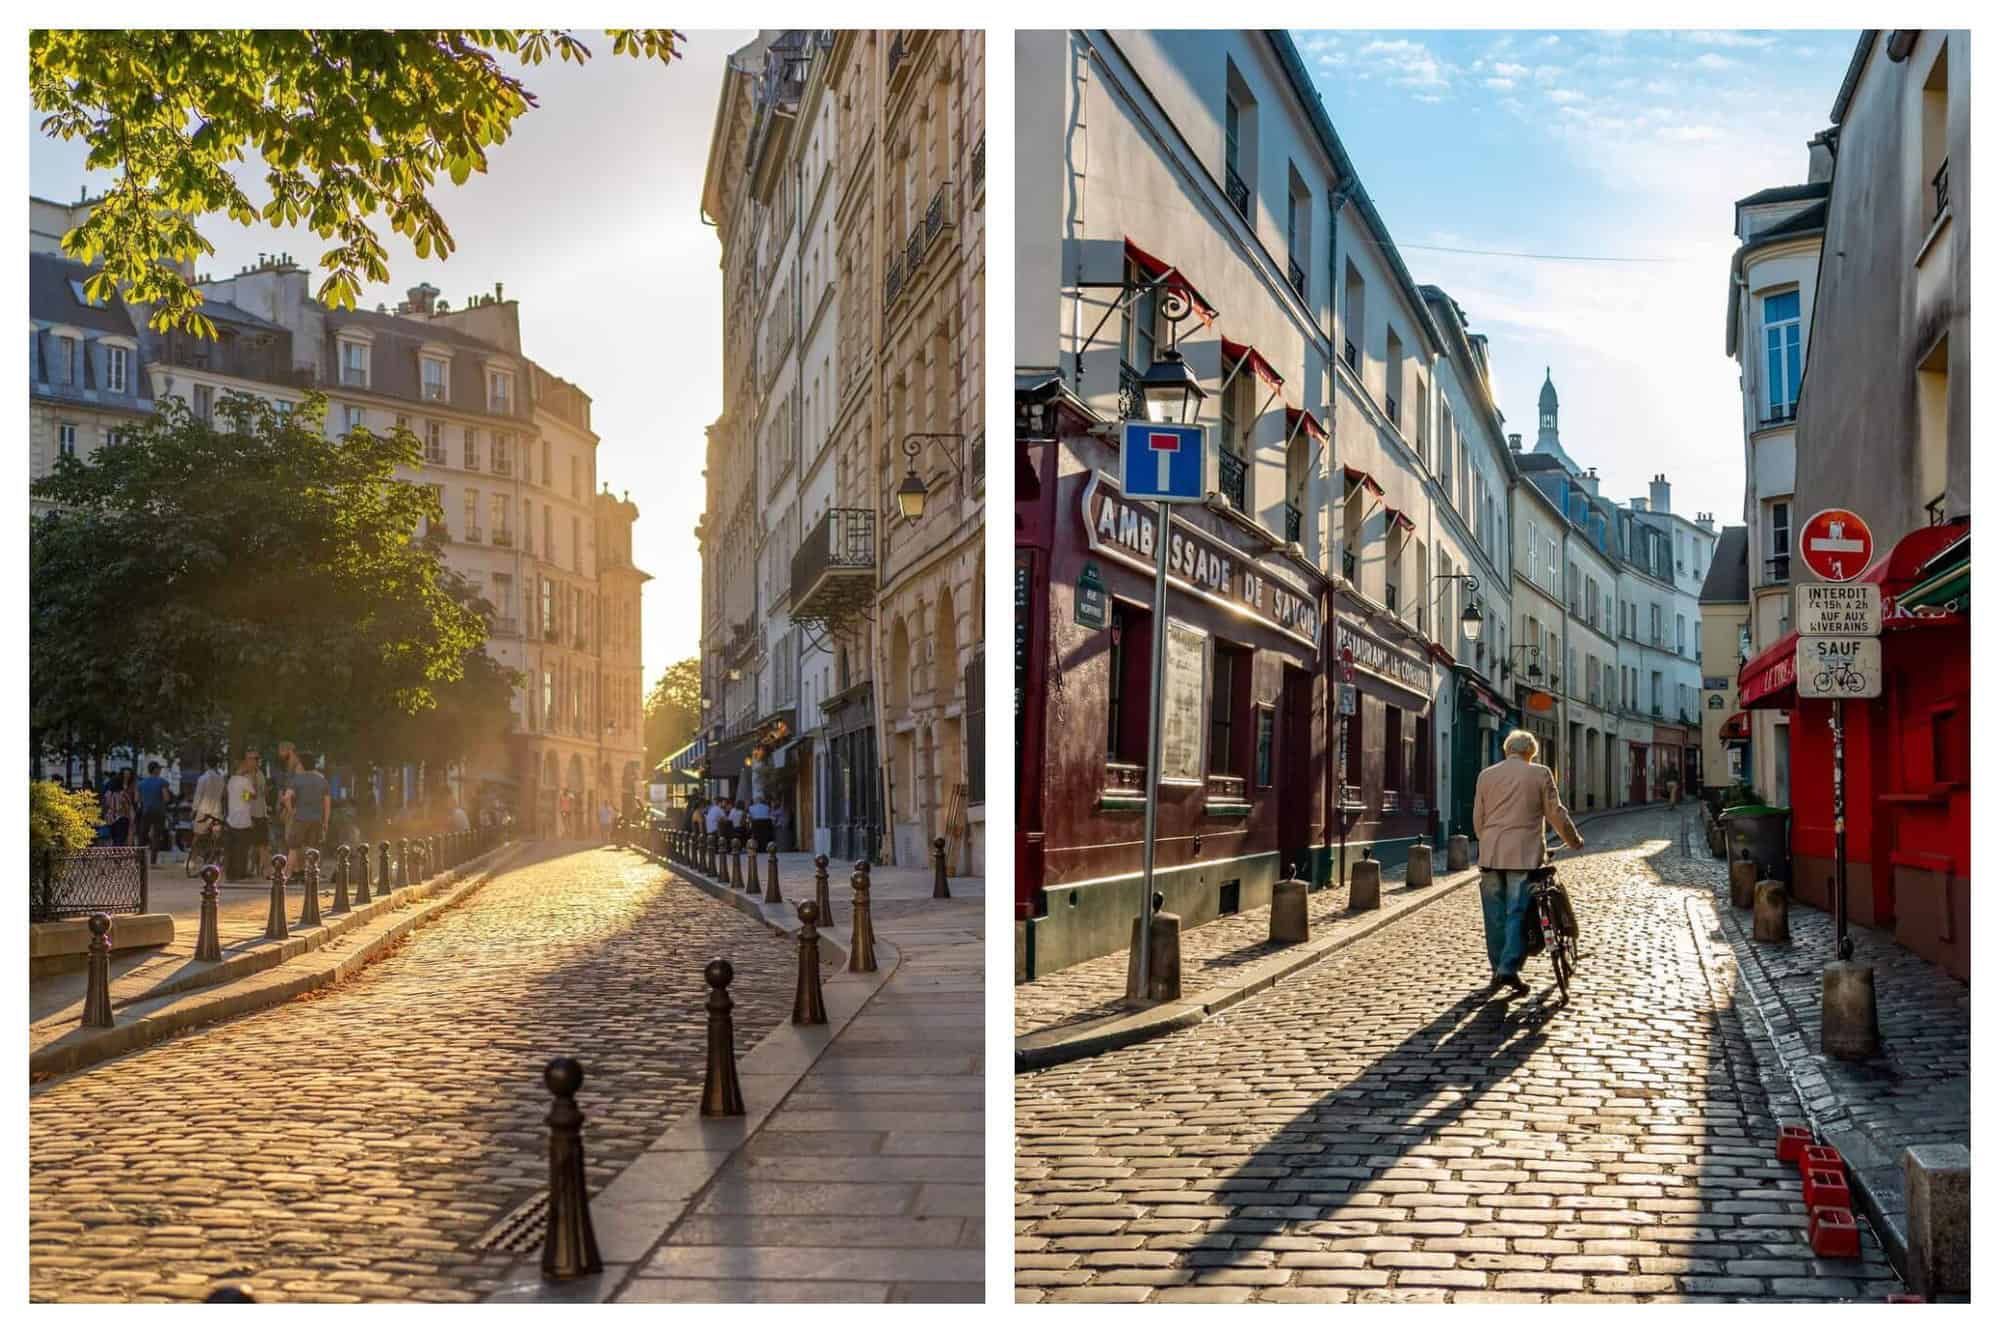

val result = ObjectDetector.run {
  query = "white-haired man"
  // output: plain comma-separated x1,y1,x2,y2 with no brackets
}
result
1471,729,1584,995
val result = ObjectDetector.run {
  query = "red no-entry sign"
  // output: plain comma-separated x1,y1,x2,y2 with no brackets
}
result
1799,508,1875,583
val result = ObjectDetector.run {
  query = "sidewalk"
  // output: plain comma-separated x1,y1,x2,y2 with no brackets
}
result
1672,827,1969,1280
489,847,984,1302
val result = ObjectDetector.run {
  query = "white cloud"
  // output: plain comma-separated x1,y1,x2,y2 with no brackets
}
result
1359,37,1454,90
1684,30,1778,48
1694,52,1737,71
1659,124,1722,142
1492,61,1529,78
1547,88,1587,105
1485,77,1516,91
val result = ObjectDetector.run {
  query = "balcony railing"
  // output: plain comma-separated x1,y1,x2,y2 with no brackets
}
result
491,616,519,637
1764,554,1790,585
1342,548,1357,581
423,383,447,402
925,183,953,245
425,445,448,464
1118,362,1143,421
883,256,904,309
463,526,483,544
1385,395,1399,428
887,31,907,82
492,529,514,548
1284,503,1302,544
906,224,924,277
1218,450,1246,510
1759,402,1796,428
1224,160,1250,219
791,507,877,622
970,136,984,193
1933,155,1950,221
491,454,512,476
1343,339,1358,371
968,432,985,492
1286,255,1307,301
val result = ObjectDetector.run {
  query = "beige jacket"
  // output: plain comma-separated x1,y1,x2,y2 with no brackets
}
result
1471,756,1582,870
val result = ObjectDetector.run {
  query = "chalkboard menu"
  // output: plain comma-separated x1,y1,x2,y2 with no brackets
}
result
1160,619,1207,782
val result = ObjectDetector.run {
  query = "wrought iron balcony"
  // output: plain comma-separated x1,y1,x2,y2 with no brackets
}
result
968,432,985,492
884,256,904,309
1224,160,1250,220
463,526,483,544
1118,362,1143,421
791,507,877,624
491,453,512,476
425,444,448,464
925,183,953,244
1343,339,1358,371
1385,395,1400,428
906,224,924,276
1284,503,1302,544
1286,255,1307,301
1933,155,1950,221
1218,449,1246,510
491,528,514,548
1343,547,1357,581
1763,554,1791,585
888,31,907,82
971,136,984,193
490,616,519,637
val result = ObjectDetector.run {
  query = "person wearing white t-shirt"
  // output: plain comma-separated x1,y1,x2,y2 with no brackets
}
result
703,799,727,837
224,750,262,880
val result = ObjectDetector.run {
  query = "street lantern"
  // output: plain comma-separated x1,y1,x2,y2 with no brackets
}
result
896,433,967,525
1138,348,1206,425
1460,598,1485,642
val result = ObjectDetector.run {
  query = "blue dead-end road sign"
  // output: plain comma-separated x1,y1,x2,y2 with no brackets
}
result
1120,421,1206,503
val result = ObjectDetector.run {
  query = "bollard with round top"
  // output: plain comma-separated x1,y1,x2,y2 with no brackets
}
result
1822,960,1881,1061
81,913,114,1027
1269,863,1310,945
813,854,835,929
1753,878,1791,944
298,847,324,928
736,838,751,890
540,1057,604,1282
700,959,746,1117
932,836,951,898
1126,891,1183,1002
848,862,878,973
1446,834,1471,873
265,853,290,940
764,843,782,905
746,839,762,896
378,841,392,897
205,1286,257,1302
1405,841,1434,888
331,845,352,914
792,901,829,1025
397,838,410,888
1730,849,1759,910
195,864,224,962
1349,850,1383,912
354,841,372,906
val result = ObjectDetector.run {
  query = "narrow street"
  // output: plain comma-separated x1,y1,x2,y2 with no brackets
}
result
28,844,810,1303
1016,807,1905,1303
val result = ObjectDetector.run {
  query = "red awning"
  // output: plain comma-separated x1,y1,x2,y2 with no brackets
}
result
1220,337,1284,391
1124,238,1220,325
1286,406,1328,443
1342,465,1384,498
1738,630,1798,709
1383,507,1415,533
1720,711,1751,740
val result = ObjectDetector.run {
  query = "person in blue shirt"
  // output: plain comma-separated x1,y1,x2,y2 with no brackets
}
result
135,762,173,866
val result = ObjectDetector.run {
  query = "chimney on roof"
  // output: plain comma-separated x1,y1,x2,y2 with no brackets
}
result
495,282,505,302
1578,467,1599,498
1807,129,1837,183
406,282,440,316
1630,496,1649,512
1649,473,1671,517
1507,433,1523,452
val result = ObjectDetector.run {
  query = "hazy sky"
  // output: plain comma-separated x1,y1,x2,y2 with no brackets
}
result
28,29,756,690
1296,28,1857,528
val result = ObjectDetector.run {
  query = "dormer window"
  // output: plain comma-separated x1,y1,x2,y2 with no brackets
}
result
422,355,450,402
487,368,514,414
105,345,129,394
54,335,77,385
339,338,370,388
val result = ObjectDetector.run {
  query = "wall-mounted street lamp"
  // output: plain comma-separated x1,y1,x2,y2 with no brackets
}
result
1137,346,1206,426
896,433,967,523
1504,643,1550,687
1431,572,1484,643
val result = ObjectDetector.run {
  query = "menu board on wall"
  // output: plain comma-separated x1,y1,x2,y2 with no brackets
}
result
1160,619,1208,782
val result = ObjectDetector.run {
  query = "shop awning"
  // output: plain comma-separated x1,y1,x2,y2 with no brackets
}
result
1342,465,1383,498
1124,237,1220,324
1899,528,1969,612
1383,506,1415,533
1221,337,1284,390
1720,712,1751,740
1286,406,1328,443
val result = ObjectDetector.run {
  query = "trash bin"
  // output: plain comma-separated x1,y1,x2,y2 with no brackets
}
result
1723,804,1791,884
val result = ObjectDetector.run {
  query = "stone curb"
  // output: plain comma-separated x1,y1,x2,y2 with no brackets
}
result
1009,801,1664,1075
485,846,907,1304
29,842,526,1082
1693,881,1915,1286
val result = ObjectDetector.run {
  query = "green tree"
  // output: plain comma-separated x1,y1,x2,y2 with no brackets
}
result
31,392,498,771
30,28,682,335
644,657,702,774
29,780,101,856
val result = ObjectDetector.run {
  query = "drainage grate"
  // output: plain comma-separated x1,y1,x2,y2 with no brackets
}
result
474,1189,550,1254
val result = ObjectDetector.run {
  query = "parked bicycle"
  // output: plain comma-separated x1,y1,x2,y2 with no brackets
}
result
1524,840,1581,1002
184,813,228,878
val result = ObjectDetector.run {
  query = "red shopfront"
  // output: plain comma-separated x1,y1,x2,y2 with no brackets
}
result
1736,521,1969,979
1016,393,1330,981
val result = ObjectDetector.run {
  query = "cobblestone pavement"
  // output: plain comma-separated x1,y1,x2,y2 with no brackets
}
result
28,844,816,1303
1014,865,1456,1037
1017,806,1905,1303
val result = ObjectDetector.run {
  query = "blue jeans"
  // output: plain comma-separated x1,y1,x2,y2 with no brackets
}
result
1480,870,1533,977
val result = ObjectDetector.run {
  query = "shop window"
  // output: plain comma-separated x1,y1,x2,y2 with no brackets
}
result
1342,698,1365,796
1254,706,1275,788
1930,701,1967,786
1208,643,1247,777
1107,602,1151,766
1384,705,1404,792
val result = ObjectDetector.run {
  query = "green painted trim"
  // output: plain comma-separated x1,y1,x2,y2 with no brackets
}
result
1203,801,1251,818
1097,795,1149,812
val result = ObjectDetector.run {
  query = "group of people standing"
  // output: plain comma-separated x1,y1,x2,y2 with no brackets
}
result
92,763,175,861
684,793,786,852
186,741,333,882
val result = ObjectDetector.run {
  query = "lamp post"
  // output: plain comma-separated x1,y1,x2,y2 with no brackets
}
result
1131,295,1204,1003
894,433,968,524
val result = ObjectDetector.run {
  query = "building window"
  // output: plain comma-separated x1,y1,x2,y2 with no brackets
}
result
1121,258,1159,380
491,493,507,540
1384,706,1404,792
105,345,128,394
425,421,444,461
1770,500,1791,559
464,428,481,470
339,339,369,388
1762,290,1802,421
193,383,213,423
464,488,479,540
1916,334,1950,519
1921,40,1950,224
421,356,449,402
1284,168,1310,300
571,515,581,572
493,432,512,475
1254,706,1275,788
55,335,76,385
487,369,513,414
344,404,365,436
1208,642,1248,777
57,422,76,458
543,439,552,487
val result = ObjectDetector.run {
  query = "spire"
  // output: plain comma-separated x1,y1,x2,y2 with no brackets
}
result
1532,366,1578,473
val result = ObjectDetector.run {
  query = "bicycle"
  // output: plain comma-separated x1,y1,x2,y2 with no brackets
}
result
185,815,228,878
1525,843,1581,1003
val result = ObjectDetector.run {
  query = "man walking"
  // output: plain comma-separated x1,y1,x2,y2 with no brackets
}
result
1471,729,1584,996
282,750,332,861
135,761,172,865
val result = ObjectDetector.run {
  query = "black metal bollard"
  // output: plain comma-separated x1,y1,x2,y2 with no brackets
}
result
332,845,352,914
265,852,290,940
814,853,835,929
81,912,114,1027
700,959,746,1117
378,840,391,897
354,841,372,906
848,862,878,973
195,863,224,962
792,901,829,1025
933,836,951,899
540,1057,604,1282
297,847,324,928
746,839,762,896
397,838,410,888
765,843,781,905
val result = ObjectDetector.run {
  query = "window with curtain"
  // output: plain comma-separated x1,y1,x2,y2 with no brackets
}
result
1763,290,1802,419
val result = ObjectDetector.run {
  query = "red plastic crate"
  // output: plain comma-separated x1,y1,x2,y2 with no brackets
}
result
1809,1206,1861,1258
1804,1167,1852,1211
1777,1125,1813,1162
1800,1144,1844,1179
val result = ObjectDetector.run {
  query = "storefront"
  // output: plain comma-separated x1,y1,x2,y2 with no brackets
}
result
1328,613,1436,880
1445,662,1515,842
1737,521,1969,978
1015,383,1330,980
818,681,880,862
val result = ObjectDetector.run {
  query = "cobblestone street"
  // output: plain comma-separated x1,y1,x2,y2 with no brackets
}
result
28,844,812,1303
1016,807,1907,1303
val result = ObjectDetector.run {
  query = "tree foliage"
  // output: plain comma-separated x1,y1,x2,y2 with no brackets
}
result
644,657,702,774
30,781,101,857
30,28,682,335
31,393,510,771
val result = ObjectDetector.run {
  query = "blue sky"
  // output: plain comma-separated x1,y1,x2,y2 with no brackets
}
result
28,30,757,687
1295,29,1857,527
